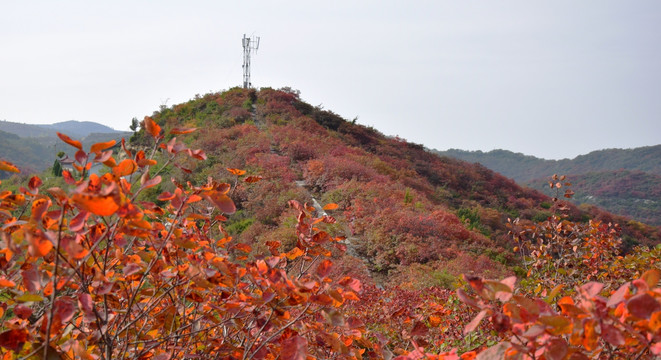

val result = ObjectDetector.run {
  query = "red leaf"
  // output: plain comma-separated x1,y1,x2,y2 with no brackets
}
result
652,342,661,355
123,263,142,277
94,150,114,163
280,335,307,360
464,310,487,334
339,276,362,293
57,132,82,150
0,329,29,352
316,259,333,278
411,320,429,337
53,297,76,323
143,116,162,139
188,148,207,160
141,174,162,189
21,268,41,293
204,192,236,214
174,163,192,173
544,338,568,360
627,293,661,319
78,293,94,314
607,282,630,307
579,282,604,299
62,170,76,184
13,304,32,319
28,176,42,191
457,288,481,309
601,322,625,346
69,211,89,232
244,176,262,183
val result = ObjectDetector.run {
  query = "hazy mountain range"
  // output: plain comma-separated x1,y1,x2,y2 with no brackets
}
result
0,120,130,174
434,147,661,226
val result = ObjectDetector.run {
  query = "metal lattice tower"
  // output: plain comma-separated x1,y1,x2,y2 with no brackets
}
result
242,34,260,89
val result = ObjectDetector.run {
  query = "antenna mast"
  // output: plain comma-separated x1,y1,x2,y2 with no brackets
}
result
242,34,260,89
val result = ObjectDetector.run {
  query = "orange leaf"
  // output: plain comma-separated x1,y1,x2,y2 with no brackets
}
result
234,243,252,253
57,132,82,150
90,140,116,154
285,247,305,260
26,228,53,257
226,168,246,176
137,158,157,167
112,159,138,177
71,192,121,217
186,194,202,203
31,198,51,223
0,278,16,288
103,157,117,168
170,127,197,134
121,138,132,158
322,203,339,211
642,269,661,289
143,117,162,139
429,315,442,327
0,160,20,173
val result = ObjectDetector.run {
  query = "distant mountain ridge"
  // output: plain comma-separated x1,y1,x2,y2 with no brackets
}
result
0,120,130,174
0,120,120,139
435,146,661,183
434,146,661,225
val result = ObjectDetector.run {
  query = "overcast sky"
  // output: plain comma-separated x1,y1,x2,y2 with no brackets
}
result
2,1,660,159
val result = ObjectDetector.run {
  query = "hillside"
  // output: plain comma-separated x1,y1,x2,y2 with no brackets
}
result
435,147,661,225
2,87,661,359
0,129,51,173
129,88,660,285
527,170,661,226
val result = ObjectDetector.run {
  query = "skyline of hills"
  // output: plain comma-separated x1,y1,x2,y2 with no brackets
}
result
434,147,661,226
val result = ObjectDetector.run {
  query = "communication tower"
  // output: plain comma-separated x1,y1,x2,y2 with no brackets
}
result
242,34,260,89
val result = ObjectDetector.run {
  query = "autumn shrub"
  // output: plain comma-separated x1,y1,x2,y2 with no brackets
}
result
0,120,368,359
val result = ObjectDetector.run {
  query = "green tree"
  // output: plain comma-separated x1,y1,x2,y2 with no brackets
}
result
129,117,139,132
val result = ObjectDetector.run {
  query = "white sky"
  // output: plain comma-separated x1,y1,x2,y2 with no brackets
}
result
1,1,660,159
